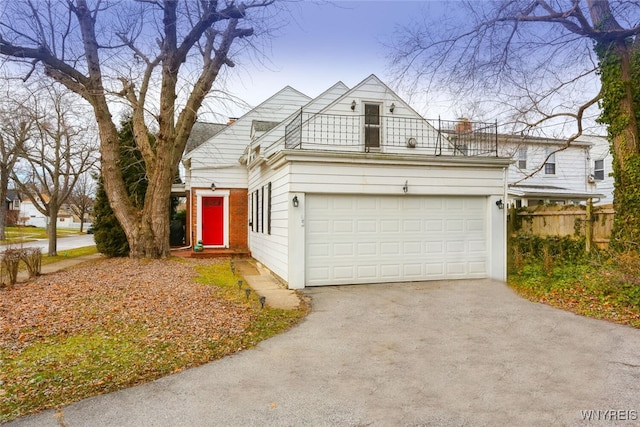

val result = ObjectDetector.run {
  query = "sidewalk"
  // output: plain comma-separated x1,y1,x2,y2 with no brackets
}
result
233,258,301,310
15,253,104,282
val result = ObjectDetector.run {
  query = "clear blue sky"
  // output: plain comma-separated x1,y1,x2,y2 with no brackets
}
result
217,1,445,118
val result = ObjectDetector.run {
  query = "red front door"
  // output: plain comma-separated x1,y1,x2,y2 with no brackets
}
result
202,196,224,245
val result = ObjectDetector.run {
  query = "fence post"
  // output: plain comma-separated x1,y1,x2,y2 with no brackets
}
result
585,198,594,253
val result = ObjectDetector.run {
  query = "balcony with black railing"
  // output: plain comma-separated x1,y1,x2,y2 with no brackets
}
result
284,111,498,157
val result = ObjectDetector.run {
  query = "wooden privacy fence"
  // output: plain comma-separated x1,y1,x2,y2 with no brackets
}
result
509,203,615,249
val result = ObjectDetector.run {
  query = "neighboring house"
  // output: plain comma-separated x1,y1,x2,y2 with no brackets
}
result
18,196,48,227
182,74,512,289
585,134,614,205
5,189,21,225
498,134,605,207
6,189,21,211
17,196,91,229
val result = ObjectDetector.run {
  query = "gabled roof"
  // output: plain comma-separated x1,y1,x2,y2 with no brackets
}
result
6,189,21,202
185,122,227,153
254,81,350,157
183,85,311,161
315,74,428,120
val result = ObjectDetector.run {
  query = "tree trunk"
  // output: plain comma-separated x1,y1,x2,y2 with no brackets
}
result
589,0,640,249
48,204,58,257
598,40,640,249
0,171,9,241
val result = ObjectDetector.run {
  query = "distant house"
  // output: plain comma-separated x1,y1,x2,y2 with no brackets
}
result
5,189,22,225
17,196,92,229
181,74,512,289
6,189,21,211
18,195,48,227
585,134,614,205
498,134,605,207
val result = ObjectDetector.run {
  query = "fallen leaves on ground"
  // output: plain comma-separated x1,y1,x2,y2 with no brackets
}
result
0,258,250,353
0,257,298,422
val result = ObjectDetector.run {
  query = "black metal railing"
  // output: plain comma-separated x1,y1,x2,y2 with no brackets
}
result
284,110,498,157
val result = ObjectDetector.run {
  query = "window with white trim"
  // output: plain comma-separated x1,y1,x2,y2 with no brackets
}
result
544,151,556,175
517,147,527,169
594,159,605,181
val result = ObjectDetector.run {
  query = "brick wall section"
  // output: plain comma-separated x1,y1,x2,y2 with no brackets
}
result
188,188,248,249
228,188,248,248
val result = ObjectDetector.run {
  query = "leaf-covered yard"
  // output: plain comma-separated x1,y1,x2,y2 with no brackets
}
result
0,257,307,422
508,249,640,329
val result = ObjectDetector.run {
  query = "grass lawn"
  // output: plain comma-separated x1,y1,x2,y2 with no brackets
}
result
1,226,86,244
0,258,308,422
40,246,99,266
508,252,640,328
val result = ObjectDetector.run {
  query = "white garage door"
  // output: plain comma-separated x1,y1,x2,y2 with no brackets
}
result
306,194,488,286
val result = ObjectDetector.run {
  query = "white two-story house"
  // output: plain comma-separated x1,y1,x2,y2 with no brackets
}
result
182,75,512,289
498,134,605,207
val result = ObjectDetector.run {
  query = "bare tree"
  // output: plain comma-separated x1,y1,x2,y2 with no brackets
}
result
389,0,640,247
0,0,277,258
12,85,98,256
67,170,96,233
0,85,35,240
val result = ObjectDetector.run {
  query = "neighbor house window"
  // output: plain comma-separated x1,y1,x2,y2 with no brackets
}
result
594,159,605,181
544,151,556,175
517,148,527,169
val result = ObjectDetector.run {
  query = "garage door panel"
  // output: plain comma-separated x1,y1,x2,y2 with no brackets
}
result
357,198,376,209
381,242,400,255
403,241,421,254
467,219,485,232
446,219,464,232
425,220,443,231
425,241,444,253
306,195,488,286
307,243,330,257
308,219,330,233
334,243,355,256
381,220,400,232
334,265,355,280
446,241,465,253
403,220,422,232
380,264,401,278
469,240,486,253
357,220,377,232
357,265,378,278
403,264,423,277
469,261,487,274
333,220,354,233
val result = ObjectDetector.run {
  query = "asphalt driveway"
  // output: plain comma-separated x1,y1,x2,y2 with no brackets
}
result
8,280,640,426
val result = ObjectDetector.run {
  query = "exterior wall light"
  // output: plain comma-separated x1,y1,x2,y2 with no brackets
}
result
403,180,408,194
390,103,395,113
496,199,504,209
292,195,299,207
351,100,356,111
210,182,216,191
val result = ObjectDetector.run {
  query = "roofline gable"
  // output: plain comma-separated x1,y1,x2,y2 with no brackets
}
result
316,74,428,122
250,81,351,151
184,85,311,159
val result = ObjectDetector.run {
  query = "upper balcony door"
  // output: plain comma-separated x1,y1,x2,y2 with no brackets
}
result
364,103,381,152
